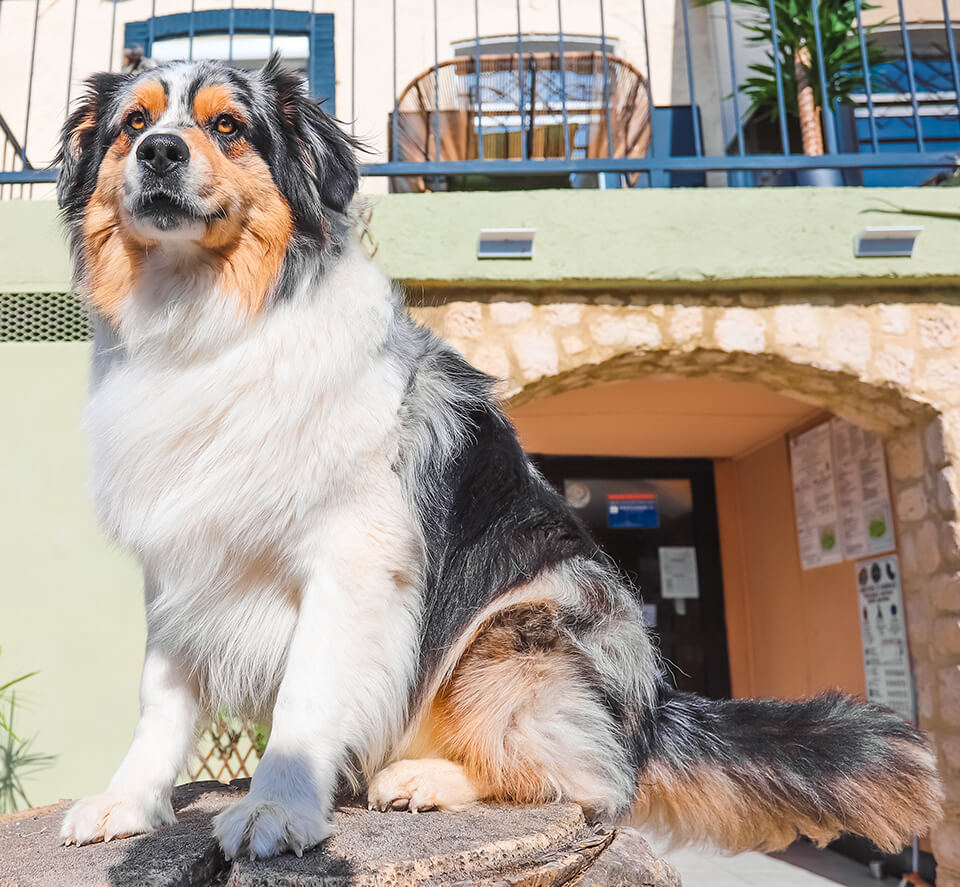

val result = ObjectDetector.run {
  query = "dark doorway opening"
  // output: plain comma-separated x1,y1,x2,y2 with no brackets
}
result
533,455,731,700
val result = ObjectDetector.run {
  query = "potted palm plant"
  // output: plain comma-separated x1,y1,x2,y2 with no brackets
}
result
701,0,887,185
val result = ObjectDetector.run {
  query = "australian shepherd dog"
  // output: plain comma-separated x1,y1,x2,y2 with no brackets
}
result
55,56,942,861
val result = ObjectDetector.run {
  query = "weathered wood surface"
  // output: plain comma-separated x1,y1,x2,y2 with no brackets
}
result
0,780,680,887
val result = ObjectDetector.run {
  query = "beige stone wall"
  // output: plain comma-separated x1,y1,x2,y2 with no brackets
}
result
411,290,960,878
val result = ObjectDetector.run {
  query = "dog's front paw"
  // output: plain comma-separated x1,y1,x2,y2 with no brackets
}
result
213,796,333,860
60,792,174,846
367,758,480,813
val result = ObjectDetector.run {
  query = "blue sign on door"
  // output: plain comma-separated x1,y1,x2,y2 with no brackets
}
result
607,493,659,529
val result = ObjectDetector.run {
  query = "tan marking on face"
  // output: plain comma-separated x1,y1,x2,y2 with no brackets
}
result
179,126,293,316
192,84,244,125
81,133,146,321
129,80,167,123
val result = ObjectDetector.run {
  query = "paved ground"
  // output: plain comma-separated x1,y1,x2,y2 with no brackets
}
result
648,838,897,887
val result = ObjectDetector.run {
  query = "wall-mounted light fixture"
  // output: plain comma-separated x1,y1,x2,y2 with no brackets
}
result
853,226,923,258
477,228,536,260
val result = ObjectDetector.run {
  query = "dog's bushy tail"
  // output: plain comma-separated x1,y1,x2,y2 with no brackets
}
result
634,690,943,853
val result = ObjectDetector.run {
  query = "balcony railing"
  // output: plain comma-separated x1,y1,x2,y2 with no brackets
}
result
0,0,957,198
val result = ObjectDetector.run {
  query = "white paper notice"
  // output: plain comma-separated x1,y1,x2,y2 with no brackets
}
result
856,555,915,722
831,418,896,559
658,546,700,599
790,423,844,570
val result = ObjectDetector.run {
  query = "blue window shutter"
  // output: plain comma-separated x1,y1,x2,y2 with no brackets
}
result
123,9,335,110
124,20,150,54
309,14,336,113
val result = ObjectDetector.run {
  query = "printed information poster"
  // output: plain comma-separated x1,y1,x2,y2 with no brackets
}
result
658,546,700,600
856,554,915,722
831,419,896,558
790,423,844,570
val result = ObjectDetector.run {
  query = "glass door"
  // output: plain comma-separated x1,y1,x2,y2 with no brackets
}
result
533,456,731,699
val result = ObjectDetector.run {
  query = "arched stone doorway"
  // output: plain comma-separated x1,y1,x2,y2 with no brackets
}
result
411,294,960,881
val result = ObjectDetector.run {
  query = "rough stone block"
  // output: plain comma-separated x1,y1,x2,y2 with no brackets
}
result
623,314,662,349
919,520,943,575
511,331,559,381
668,306,704,346
944,522,960,568
825,315,871,373
0,781,679,887
920,312,958,351
443,303,484,340
897,484,929,523
570,829,681,887
590,314,628,347
932,574,960,614
921,358,960,394
934,822,960,872
927,418,951,469
489,300,534,326
878,304,911,336
935,617,960,658
714,309,766,354
470,344,510,381
874,345,915,388
940,467,960,517
887,433,926,482
773,304,820,350
937,866,960,887
542,303,585,327
939,734,960,771
940,666,960,728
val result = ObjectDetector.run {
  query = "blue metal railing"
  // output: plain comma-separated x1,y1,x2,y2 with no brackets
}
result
0,0,957,192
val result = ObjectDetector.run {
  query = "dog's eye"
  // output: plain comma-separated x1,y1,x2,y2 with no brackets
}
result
127,111,146,131
215,114,237,135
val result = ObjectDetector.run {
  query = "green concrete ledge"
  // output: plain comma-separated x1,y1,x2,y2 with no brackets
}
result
2,188,960,295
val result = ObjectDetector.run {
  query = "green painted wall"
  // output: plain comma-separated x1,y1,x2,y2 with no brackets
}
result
0,202,73,294
369,188,960,289
0,344,144,808
3,189,960,295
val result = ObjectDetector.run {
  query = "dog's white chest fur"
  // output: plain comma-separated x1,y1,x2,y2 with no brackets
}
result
85,252,413,715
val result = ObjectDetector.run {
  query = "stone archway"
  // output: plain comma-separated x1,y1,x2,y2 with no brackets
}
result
411,293,960,882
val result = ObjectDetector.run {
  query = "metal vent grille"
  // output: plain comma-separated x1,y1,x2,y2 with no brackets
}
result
0,292,90,342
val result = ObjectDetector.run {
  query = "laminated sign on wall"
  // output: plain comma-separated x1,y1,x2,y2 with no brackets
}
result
831,418,896,558
790,419,895,569
856,554,915,722
790,423,843,570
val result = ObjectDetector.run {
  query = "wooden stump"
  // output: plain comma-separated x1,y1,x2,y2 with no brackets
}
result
0,780,681,886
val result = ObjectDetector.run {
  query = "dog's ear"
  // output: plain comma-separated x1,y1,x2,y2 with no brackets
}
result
56,72,126,213
260,54,360,235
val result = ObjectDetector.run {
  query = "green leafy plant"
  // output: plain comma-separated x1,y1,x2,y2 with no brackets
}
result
0,696,56,814
0,650,55,814
0,669,35,742
699,0,888,155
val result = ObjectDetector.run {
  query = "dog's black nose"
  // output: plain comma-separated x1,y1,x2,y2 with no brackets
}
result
136,133,190,176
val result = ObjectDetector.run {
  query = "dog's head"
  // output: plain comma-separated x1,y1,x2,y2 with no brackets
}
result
57,56,358,322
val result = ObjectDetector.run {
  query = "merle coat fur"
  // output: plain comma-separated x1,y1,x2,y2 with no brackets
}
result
54,56,942,860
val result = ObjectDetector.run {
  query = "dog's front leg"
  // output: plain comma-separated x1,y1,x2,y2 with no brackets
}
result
212,536,418,861
61,644,199,845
